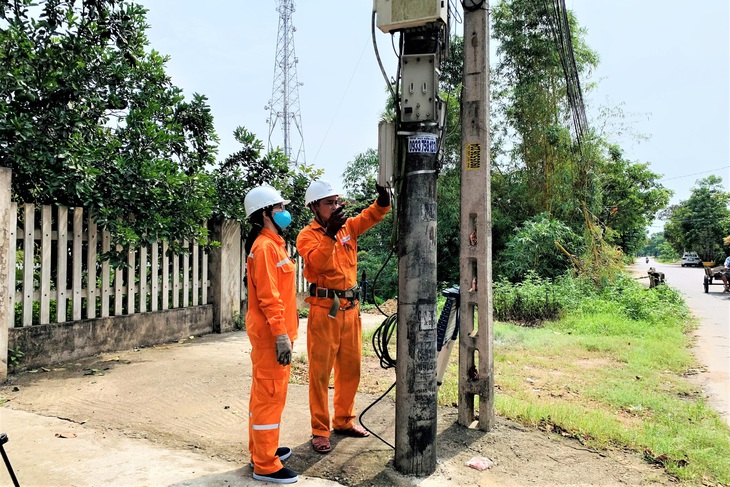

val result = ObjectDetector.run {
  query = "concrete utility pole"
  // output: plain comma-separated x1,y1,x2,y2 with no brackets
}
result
394,28,446,476
458,0,493,430
374,0,448,475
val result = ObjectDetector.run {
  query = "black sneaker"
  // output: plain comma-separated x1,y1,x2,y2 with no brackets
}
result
252,466,298,484
249,446,292,468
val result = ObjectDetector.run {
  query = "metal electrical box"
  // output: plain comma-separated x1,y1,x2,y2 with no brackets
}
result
378,121,396,188
375,0,448,33
400,54,440,123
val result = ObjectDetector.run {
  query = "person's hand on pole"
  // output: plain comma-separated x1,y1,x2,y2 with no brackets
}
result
325,206,347,239
275,334,292,366
376,183,390,207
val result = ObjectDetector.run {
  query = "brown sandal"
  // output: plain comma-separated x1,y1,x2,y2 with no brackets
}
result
333,424,370,437
311,435,331,454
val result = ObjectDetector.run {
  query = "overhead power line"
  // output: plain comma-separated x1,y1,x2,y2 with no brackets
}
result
659,166,730,182
543,0,589,148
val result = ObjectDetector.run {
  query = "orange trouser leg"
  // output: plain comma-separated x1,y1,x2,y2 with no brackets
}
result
307,305,340,437
332,308,362,431
248,343,290,475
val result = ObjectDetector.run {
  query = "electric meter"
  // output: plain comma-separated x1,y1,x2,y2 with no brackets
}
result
375,0,448,33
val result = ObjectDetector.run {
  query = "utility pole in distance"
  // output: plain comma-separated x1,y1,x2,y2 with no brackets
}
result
458,0,493,431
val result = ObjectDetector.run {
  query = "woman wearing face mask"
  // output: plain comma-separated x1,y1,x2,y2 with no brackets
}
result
243,184,299,484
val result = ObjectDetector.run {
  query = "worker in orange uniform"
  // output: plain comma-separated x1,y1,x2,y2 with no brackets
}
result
296,180,391,454
243,184,299,484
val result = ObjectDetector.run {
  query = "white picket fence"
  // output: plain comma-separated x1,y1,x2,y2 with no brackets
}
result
8,203,210,328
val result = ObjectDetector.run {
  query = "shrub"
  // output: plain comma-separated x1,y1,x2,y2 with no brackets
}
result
498,214,584,282
493,272,562,325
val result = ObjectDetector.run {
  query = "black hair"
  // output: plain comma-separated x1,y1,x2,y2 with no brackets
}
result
243,205,287,287
245,209,267,256
243,210,265,288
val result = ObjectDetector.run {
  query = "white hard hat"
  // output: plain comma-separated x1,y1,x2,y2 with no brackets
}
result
244,184,290,219
305,180,339,206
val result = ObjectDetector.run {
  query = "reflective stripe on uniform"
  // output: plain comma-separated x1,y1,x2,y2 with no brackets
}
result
276,259,290,268
252,423,280,431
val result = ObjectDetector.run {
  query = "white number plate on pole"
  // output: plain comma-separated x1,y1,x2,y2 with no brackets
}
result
407,134,438,154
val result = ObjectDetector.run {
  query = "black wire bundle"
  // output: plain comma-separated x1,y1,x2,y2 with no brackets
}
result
358,312,397,449
542,0,589,149
357,245,397,448
371,313,397,370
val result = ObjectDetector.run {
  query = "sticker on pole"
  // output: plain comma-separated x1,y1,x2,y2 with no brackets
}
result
407,134,438,154
466,143,482,170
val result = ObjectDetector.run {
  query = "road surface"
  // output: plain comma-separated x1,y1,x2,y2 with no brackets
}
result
638,258,730,425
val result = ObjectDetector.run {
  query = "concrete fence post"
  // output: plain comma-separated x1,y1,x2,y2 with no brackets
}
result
0,168,11,381
208,219,241,333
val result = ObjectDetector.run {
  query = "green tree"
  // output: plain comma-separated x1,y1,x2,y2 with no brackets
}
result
597,145,671,255
664,176,730,262
0,0,218,259
491,0,600,225
640,232,665,257
498,213,584,281
212,127,322,239
657,241,680,262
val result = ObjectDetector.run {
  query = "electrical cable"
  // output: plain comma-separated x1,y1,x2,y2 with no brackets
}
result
357,206,397,448
312,38,370,164
449,0,463,26
372,11,397,105
659,166,730,182
371,248,395,317
391,32,399,58
357,381,396,449
372,312,398,369
435,21,459,170
358,278,397,449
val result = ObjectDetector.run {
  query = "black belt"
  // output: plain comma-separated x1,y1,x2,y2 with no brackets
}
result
309,283,360,300
309,284,360,318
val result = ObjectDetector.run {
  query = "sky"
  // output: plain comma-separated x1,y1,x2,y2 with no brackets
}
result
142,1,729,233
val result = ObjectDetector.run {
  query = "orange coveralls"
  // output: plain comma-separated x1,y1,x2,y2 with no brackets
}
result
296,200,390,438
246,228,299,475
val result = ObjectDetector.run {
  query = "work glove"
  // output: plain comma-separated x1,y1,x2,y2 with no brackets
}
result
325,206,347,240
376,183,390,207
275,334,292,366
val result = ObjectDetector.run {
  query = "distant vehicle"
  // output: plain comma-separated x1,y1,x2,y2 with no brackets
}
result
681,252,703,267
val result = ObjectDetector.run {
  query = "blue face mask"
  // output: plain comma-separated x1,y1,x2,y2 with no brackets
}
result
272,209,292,229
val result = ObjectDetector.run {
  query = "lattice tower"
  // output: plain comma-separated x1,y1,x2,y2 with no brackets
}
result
266,0,306,166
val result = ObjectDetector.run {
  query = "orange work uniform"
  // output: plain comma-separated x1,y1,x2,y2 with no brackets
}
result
246,227,299,475
296,200,390,438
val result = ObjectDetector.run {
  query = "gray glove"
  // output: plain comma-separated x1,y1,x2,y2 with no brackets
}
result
275,334,292,366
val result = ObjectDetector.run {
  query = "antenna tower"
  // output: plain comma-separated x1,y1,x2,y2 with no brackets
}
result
266,0,306,166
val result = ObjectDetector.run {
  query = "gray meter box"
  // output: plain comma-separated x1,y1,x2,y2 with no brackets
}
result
375,0,448,33
400,54,440,123
378,121,395,188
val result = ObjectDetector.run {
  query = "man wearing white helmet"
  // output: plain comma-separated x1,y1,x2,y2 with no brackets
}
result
296,180,390,454
243,184,299,484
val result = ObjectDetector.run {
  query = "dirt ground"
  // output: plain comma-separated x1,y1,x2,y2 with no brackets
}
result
0,311,680,487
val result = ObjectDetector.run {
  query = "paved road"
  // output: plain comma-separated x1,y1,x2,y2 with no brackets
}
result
638,258,730,425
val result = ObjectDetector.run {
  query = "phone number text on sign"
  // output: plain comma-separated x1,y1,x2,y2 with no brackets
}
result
407,135,438,154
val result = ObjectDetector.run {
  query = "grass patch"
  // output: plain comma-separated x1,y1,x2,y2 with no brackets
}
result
437,274,730,485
